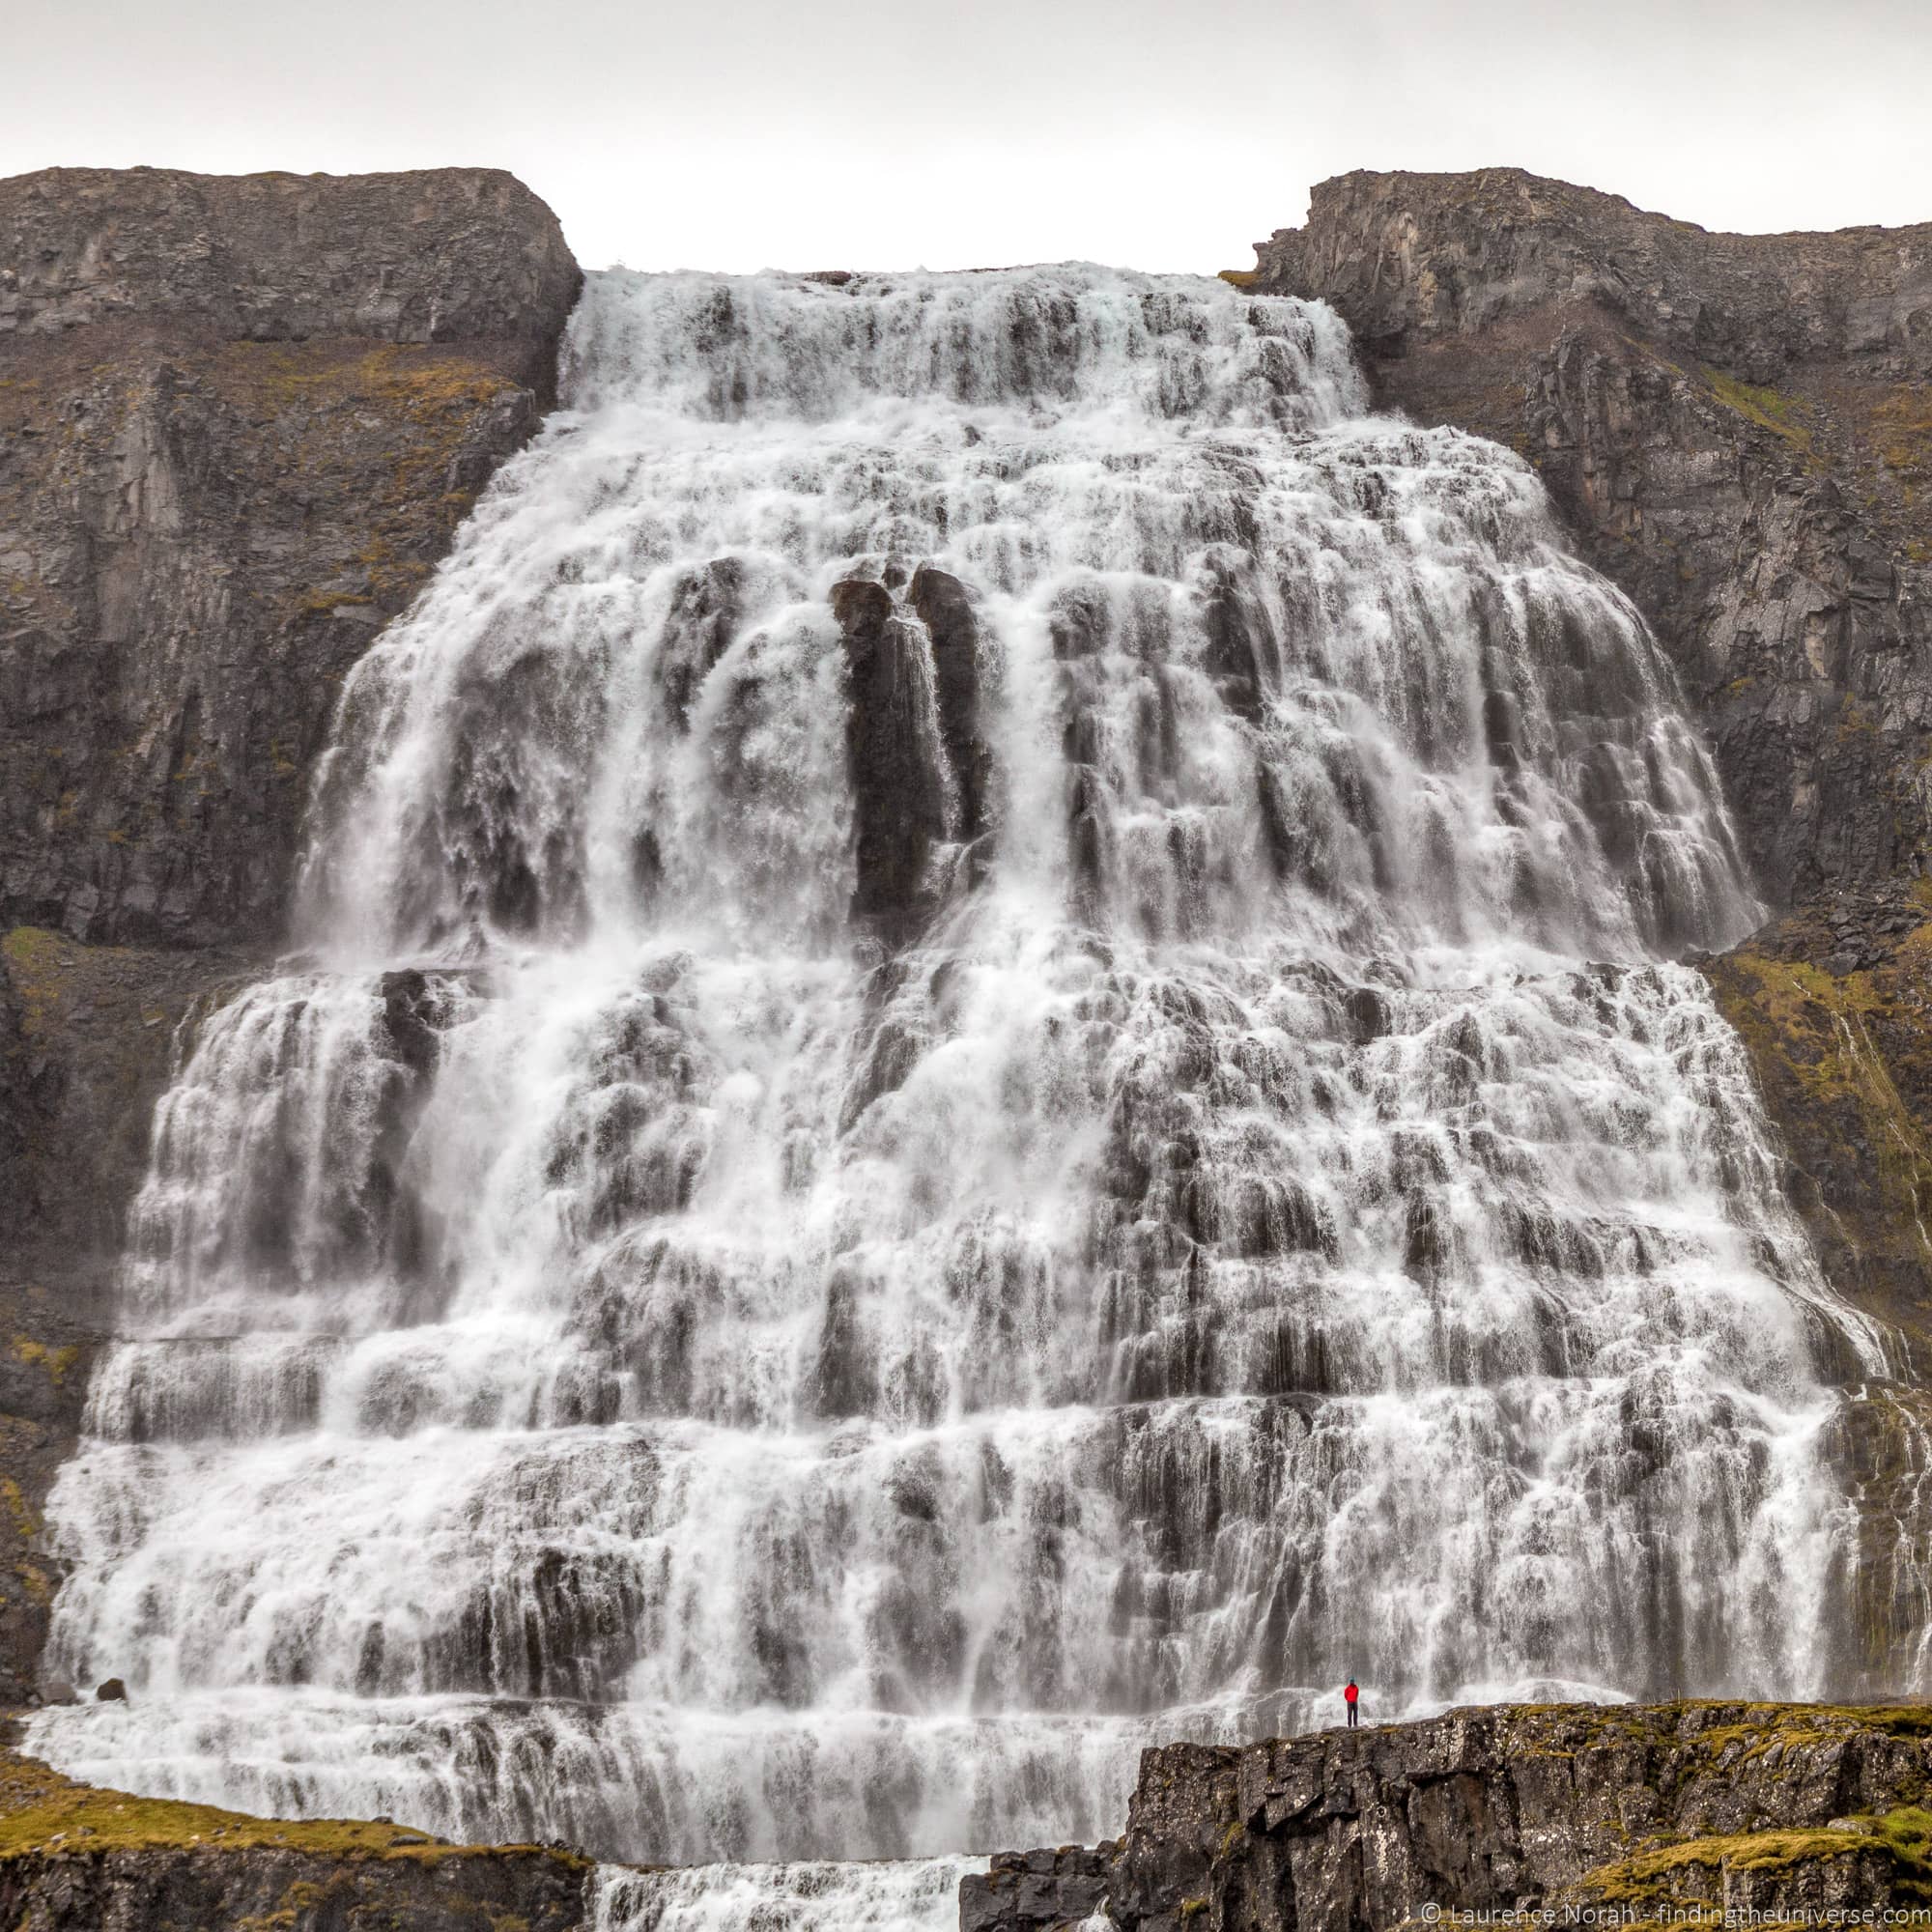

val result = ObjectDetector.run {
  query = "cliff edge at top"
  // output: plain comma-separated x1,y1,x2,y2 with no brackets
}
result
1258,167,1932,377
1,165,580,387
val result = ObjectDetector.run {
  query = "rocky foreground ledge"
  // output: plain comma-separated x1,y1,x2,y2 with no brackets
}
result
0,1735,590,1930
963,1702,1932,1930
5,1704,1932,1928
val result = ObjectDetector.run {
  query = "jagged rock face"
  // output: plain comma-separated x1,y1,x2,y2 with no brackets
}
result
0,1841,588,1932
0,166,582,948
832,563,990,941
1252,166,1932,914
963,1703,1932,1931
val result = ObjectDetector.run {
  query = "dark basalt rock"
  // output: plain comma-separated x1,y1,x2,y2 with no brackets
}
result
962,1702,1932,1931
961,1843,1119,1931
0,164,582,951
658,556,751,729
1196,547,1275,725
835,576,952,942
0,1741,591,1932
911,562,992,842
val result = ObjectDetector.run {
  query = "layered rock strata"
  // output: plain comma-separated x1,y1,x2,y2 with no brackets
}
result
0,1740,591,1931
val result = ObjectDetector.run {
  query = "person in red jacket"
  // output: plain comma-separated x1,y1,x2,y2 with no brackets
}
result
1344,1678,1359,1728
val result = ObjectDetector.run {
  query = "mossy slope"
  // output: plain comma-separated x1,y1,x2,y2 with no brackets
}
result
0,1743,591,1931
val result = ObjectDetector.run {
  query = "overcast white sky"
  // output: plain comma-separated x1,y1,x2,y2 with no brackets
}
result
7,0,1929,272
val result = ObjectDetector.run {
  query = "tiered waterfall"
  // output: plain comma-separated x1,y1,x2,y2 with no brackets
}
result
24,266,1890,1920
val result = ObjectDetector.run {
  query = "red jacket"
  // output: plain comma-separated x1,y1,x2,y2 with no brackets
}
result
1344,1683,1358,1703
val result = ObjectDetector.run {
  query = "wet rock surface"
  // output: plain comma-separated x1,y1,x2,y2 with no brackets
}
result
962,1703,1932,1930
1252,167,1932,915
836,566,991,942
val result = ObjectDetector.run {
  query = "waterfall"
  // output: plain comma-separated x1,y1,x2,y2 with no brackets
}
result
23,266,1888,1907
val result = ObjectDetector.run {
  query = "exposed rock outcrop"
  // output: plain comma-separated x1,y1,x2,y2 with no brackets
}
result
836,576,951,940
834,567,989,942
0,165,581,949
1251,168,1932,915
0,1741,592,1930
1704,883,1932,1365
963,1702,1932,1930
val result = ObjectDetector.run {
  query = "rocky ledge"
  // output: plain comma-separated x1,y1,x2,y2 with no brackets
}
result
0,1736,591,1929
963,1702,1932,1930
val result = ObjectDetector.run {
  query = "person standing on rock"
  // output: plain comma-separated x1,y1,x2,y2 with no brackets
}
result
1345,1678,1359,1728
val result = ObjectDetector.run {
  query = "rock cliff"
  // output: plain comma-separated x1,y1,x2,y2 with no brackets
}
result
1251,167,1932,914
962,1702,1932,1930
0,165,581,1697
0,165,581,949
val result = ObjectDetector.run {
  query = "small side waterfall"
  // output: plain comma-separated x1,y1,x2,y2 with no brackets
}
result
23,267,1893,1911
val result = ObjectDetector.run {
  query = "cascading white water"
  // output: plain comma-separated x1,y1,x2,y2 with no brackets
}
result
23,266,1893,1920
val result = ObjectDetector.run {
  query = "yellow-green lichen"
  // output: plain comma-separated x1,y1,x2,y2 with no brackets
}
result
1577,1805,1932,1910
1874,387,1932,502
0,1747,591,1872
1708,951,1932,1266
10,1336,80,1386
1703,366,1819,462
1,926,68,1037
